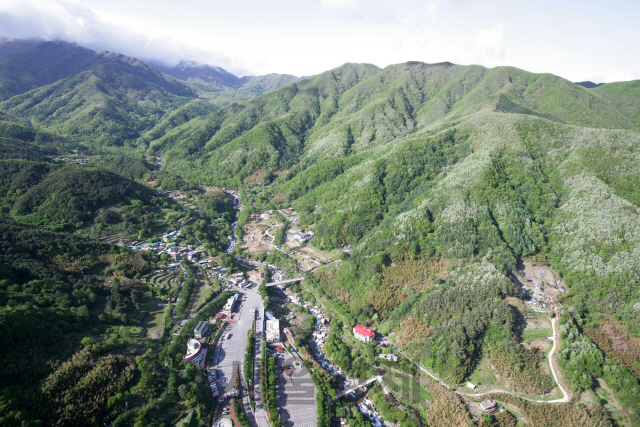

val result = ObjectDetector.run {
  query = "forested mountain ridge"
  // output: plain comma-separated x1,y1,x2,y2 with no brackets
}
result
0,52,197,147
1,41,640,425
0,160,159,230
140,60,640,423
0,40,109,100
154,61,640,187
0,41,304,148
154,60,299,92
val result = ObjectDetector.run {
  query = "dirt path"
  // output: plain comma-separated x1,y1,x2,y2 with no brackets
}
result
396,314,570,404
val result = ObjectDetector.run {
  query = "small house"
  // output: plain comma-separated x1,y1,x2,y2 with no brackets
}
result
479,400,496,413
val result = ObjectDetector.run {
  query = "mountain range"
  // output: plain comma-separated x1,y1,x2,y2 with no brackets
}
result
1,39,640,427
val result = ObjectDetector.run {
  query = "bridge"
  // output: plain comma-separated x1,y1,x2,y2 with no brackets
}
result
265,277,304,287
334,376,381,399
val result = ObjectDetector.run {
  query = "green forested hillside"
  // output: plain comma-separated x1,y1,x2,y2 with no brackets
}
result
0,161,157,229
0,51,196,147
2,47,640,426
139,61,640,422
150,62,639,187
0,40,107,100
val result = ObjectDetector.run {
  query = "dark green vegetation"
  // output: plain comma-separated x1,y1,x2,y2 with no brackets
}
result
1,38,640,425
0,160,157,230
243,327,255,395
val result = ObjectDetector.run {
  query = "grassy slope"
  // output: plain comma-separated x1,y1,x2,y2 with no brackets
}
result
153,62,638,187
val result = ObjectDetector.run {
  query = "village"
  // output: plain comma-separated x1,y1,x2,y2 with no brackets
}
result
121,186,568,427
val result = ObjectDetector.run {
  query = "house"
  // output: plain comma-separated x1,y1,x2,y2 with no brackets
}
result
378,354,398,362
466,382,477,390
479,400,496,412
194,320,209,339
353,324,375,342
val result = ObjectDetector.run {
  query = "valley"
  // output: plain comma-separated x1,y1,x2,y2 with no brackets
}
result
0,39,639,427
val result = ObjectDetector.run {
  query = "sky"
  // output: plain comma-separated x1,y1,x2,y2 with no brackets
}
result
0,0,638,83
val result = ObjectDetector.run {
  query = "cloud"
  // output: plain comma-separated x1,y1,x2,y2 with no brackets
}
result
580,69,640,84
477,24,506,61
427,0,441,16
321,0,360,9
0,0,251,75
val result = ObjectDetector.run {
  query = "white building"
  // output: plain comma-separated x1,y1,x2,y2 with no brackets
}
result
353,324,375,342
265,318,281,343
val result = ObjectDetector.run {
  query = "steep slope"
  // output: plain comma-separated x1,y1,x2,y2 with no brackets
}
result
592,80,640,130
153,61,639,187
0,40,107,100
0,52,196,146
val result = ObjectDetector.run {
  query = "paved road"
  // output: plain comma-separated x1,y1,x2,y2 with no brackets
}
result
397,314,570,404
210,287,261,398
209,284,271,427
251,304,270,427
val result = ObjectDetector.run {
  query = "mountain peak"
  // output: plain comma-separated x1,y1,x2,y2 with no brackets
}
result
575,81,605,88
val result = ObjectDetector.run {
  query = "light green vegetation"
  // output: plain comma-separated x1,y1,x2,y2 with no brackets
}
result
521,328,553,342
2,38,640,426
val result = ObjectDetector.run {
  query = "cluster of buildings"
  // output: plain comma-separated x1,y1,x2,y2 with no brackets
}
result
129,237,204,263
218,269,251,288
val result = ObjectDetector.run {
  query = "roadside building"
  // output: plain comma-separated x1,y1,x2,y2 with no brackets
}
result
184,338,203,363
223,296,235,315
479,400,496,413
265,318,281,343
194,320,209,339
466,382,477,390
353,324,375,342
378,354,398,362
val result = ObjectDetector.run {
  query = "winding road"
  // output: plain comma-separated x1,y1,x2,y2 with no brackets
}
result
396,314,570,404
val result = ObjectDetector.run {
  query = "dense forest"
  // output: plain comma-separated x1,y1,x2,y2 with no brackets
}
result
1,39,640,426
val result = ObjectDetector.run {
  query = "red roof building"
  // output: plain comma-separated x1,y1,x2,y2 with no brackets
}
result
215,313,225,320
353,324,375,342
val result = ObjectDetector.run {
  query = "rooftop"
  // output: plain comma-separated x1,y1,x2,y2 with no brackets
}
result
353,324,375,338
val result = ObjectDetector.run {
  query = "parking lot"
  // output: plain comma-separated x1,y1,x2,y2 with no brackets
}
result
275,354,317,427
210,287,263,397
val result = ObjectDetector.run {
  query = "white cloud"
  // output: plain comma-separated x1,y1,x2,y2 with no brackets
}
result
477,24,506,62
427,0,441,16
0,0,251,75
321,0,360,9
